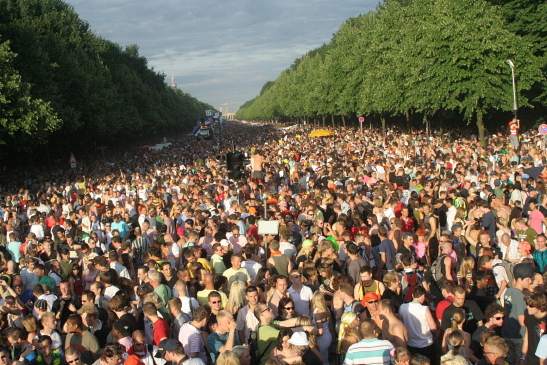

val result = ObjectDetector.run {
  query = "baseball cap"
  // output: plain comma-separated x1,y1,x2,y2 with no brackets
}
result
155,339,182,358
288,331,309,346
362,292,380,305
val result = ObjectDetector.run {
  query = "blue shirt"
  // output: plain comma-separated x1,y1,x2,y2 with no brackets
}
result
111,221,128,239
533,249,547,273
207,332,227,363
7,241,21,263
379,239,396,270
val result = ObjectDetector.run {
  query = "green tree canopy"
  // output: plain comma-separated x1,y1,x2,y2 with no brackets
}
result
237,0,544,143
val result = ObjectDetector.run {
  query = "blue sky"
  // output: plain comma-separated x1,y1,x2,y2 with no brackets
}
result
66,0,379,111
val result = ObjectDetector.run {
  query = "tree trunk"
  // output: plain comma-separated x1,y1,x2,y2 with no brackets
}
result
331,114,335,128
405,111,411,131
476,109,486,146
381,116,386,133
322,115,326,127
341,115,346,127
424,115,429,135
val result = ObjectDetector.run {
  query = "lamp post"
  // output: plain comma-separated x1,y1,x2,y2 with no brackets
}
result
506,59,517,121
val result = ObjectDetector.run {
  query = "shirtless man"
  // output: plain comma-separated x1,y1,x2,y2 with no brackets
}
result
378,299,408,348
250,149,264,181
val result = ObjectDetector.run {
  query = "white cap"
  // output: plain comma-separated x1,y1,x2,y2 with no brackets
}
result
220,239,230,247
288,331,309,346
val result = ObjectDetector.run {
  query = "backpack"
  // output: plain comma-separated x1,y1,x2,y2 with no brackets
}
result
493,260,515,288
402,271,420,302
430,254,447,283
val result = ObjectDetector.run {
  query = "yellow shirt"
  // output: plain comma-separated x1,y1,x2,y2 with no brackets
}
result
196,289,228,307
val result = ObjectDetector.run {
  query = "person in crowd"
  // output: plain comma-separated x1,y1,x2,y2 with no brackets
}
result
399,286,437,359
0,121,544,365
378,299,407,348
471,303,504,358
343,319,394,365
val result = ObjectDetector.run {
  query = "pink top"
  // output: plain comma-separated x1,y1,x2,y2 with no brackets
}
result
415,241,427,258
529,210,545,234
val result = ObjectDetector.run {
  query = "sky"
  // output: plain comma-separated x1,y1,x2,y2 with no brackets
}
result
66,0,379,111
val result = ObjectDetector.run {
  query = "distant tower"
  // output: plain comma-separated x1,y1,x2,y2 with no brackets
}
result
170,75,177,89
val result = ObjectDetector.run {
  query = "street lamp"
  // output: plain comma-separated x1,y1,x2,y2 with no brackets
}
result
506,59,517,121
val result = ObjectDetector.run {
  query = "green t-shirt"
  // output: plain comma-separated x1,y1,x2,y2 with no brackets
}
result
256,325,279,365
154,284,171,307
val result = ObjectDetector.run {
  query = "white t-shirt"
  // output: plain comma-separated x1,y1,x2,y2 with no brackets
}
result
111,262,131,280
279,241,296,258
180,296,199,316
288,285,314,318
30,224,45,240
492,259,510,288
104,285,120,301
242,260,262,281
236,305,260,343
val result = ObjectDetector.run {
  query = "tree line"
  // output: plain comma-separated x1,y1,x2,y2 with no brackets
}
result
236,0,546,143
0,0,213,159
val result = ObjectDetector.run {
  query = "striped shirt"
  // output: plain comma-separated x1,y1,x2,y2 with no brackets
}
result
131,236,149,266
344,338,394,365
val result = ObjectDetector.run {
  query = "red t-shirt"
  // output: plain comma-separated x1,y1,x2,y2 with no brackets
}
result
152,319,169,346
436,296,454,322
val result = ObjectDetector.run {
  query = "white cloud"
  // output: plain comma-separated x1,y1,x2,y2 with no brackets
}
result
67,0,379,110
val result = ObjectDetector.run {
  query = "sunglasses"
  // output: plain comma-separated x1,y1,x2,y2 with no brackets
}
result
210,301,221,304
67,358,80,364
493,316,504,321
367,300,378,304
261,307,271,314
284,306,294,311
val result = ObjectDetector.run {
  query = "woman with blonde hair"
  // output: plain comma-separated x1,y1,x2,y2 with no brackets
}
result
310,292,332,365
456,257,475,292
226,280,246,316
337,312,360,363
296,240,315,267
217,350,240,365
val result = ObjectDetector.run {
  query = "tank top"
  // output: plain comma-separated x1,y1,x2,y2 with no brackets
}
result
399,302,433,348
271,255,289,276
358,280,381,299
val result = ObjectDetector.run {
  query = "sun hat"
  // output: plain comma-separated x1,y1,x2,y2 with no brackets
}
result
288,331,309,346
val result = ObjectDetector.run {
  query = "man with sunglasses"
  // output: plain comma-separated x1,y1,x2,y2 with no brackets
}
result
288,269,313,318
253,303,279,365
471,303,504,359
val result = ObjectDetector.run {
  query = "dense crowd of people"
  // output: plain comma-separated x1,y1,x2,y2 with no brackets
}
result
0,120,545,365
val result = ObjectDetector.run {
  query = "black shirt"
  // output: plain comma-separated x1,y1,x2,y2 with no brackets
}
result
441,300,484,334
524,313,545,365
302,348,321,365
